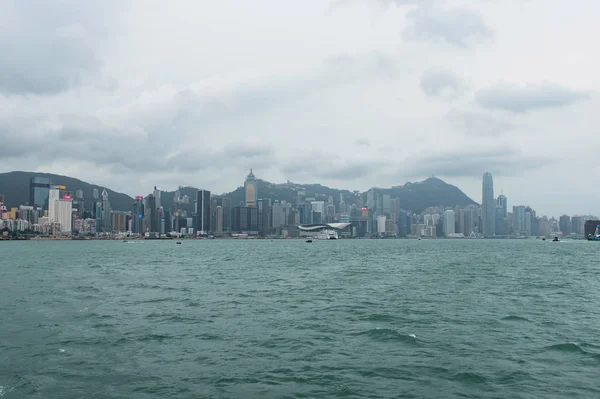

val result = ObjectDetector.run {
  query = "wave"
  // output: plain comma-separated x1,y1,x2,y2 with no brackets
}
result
544,342,586,353
362,313,397,322
501,315,532,322
354,328,418,343
451,372,487,384
541,342,600,359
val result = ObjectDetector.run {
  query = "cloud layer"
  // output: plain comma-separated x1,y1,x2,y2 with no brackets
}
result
475,83,590,113
1,0,599,216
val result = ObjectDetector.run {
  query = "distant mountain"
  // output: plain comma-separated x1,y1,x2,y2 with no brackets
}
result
212,177,477,214
0,171,135,212
383,177,478,213
0,172,477,215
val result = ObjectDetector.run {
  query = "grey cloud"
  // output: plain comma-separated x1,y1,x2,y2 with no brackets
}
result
447,109,514,136
0,1,120,95
403,147,548,178
325,52,402,80
282,152,381,181
421,68,466,99
475,82,590,113
404,4,492,47
0,114,276,175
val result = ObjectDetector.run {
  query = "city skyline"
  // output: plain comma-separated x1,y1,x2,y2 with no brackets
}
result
1,170,597,239
1,1,600,216
0,168,598,219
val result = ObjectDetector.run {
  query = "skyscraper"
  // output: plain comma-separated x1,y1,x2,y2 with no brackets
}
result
482,172,495,237
444,209,456,237
497,195,508,217
29,176,51,209
48,186,60,223
154,186,161,209
245,169,257,207
196,190,211,234
216,197,232,232
101,189,111,232
56,198,72,234
132,196,144,234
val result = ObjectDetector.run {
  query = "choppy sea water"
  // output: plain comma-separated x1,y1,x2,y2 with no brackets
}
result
1,239,599,398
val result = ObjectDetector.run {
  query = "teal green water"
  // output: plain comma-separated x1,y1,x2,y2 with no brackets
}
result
1,239,599,398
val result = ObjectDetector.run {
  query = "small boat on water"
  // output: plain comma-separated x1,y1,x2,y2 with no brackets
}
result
176,241,182,244
306,239,313,243
552,237,559,242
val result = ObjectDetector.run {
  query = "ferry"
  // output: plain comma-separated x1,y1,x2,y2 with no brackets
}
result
316,229,338,240
587,224,600,241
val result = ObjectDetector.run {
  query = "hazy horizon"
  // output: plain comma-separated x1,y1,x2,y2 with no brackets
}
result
1,1,599,216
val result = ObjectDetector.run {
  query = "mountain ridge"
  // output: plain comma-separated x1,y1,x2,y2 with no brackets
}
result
0,171,477,214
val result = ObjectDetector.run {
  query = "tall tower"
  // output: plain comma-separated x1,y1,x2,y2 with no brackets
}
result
245,169,257,207
196,189,211,235
102,189,111,232
482,172,495,237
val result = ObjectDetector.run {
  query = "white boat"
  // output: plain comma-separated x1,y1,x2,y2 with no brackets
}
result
316,229,338,240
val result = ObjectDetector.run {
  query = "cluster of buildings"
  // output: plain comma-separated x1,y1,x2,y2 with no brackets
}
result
0,171,596,239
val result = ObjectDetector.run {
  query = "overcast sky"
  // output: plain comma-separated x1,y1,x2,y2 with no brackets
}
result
1,0,599,216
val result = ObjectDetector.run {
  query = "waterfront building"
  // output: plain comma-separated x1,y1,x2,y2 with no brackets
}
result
444,209,455,237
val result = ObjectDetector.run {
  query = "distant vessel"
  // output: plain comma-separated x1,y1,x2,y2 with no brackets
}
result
552,236,559,242
316,230,338,240
306,239,313,243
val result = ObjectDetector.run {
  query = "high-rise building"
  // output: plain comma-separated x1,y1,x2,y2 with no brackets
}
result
56,198,73,234
382,194,391,215
377,216,386,235
145,194,158,234
101,189,111,232
111,211,128,233
48,186,60,223
513,205,526,235
571,216,584,235
296,190,306,208
559,215,571,235
444,210,455,237
154,186,161,210
497,195,508,217
18,205,36,225
482,172,495,237
245,169,257,207
93,188,99,200
30,176,51,209
232,206,249,232
132,196,144,234
272,202,286,229
195,190,211,234
216,197,232,232
216,206,223,234
495,205,505,235
257,198,272,235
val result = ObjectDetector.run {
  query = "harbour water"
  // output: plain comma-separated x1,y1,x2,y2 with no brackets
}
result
1,239,599,398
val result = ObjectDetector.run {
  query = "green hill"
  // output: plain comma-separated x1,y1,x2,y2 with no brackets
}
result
0,171,135,212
